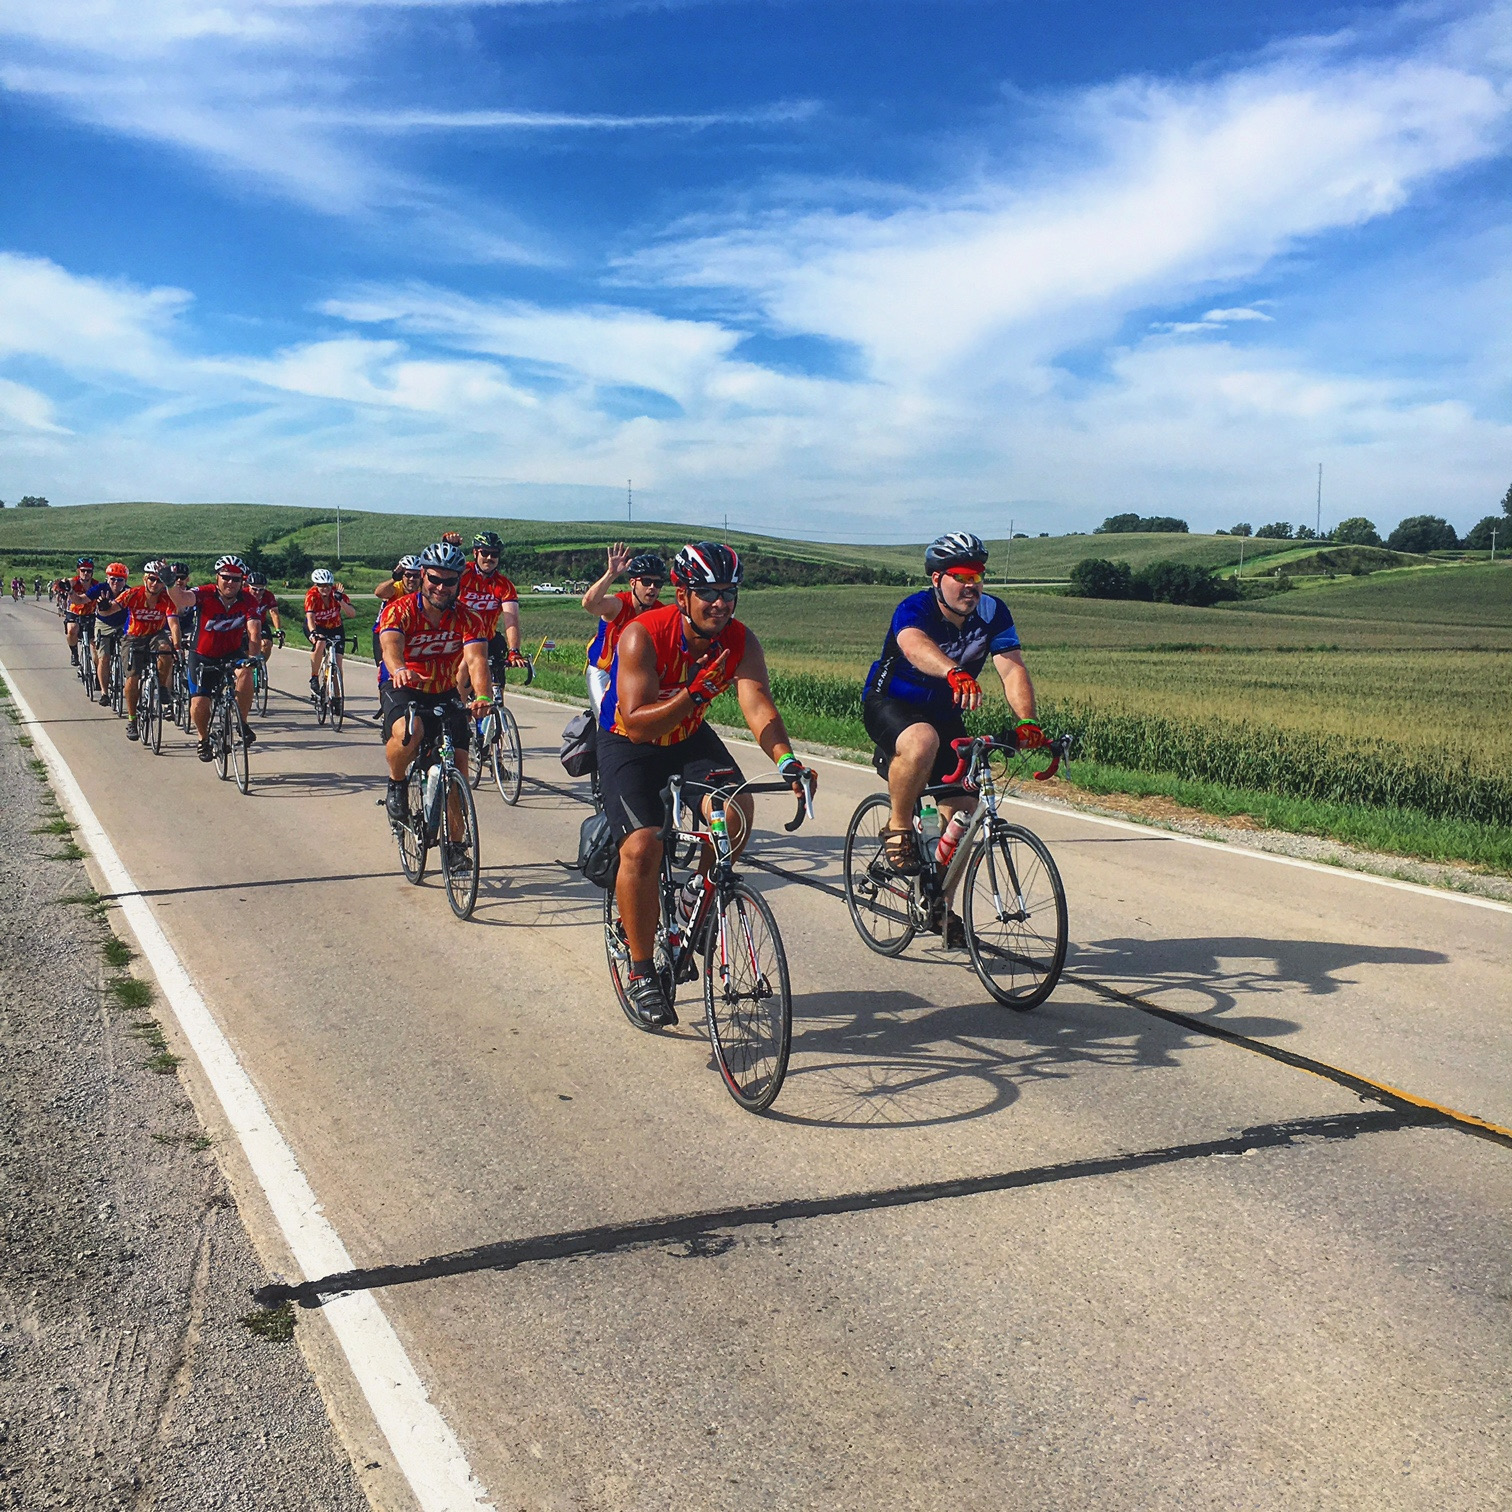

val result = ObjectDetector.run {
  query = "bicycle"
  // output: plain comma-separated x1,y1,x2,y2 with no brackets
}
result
250,651,271,717
389,699,481,919
603,769,814,1113
77,623,97,701
138,654,166,755
206,659,255,795
312,634,345,732
171,651,193,733
843,733,1071,1010
468,656,530,806
103,638,126,718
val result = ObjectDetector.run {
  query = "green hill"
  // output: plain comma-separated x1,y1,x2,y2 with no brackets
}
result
1242,559,1512,627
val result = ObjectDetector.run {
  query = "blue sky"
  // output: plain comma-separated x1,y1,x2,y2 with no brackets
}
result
1,0,1509,539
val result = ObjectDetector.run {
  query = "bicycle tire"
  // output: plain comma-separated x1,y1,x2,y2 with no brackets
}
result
603,888,676,1032
493,705,523,806
842,793,918,956
330,660,344,733
146,679,163,754
468,722,487,791
232,714,251,794
110,654,125,717
440,769,480,919
80,647,97,702
256,661,269,716
315,666,329,726
703,880,792,1113
961,823,1068,1010
395,766,428,883
213,700,230,781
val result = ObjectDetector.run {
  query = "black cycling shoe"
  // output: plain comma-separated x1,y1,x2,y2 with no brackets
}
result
69,648,79,666
385,780,409,824
98,691,111,706
241,724,257,744
197,739,214,763
443,842,471,874
125,721,139,741
625,972,677,1029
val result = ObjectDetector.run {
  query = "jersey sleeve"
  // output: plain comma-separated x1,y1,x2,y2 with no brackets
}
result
889,591,934,638
303,588,319,613
459,608,487,644
377,597,409,635
985,596,1021,654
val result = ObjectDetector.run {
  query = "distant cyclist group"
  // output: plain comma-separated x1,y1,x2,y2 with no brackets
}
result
23,527,1066,1111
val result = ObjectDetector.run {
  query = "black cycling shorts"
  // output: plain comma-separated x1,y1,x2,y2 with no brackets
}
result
486,632,511,685
186,652,241,699
379,685,472,750
862,693,968,785
125,633,173,675
311,630,345,654
596,723,745,843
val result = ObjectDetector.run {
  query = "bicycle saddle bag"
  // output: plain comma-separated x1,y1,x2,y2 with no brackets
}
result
560,709,598,777
872,746,892,780
577,809,618,889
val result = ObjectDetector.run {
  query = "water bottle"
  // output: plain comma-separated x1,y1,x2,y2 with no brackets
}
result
935,808,971,867
422,766,442,829
918,799,940,850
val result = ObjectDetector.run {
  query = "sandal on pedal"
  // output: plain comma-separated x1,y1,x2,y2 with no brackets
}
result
927,908,967,949
880,826,925,875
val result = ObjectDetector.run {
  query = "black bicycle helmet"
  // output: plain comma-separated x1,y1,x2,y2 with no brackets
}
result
169,562,189,581
247,570,268,587
924,531,988,575
472,530,503,552
626,552,667,580
418,540,468,575
670,542,742,588
76,556,94,568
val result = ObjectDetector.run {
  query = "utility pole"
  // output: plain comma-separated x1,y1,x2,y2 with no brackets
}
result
1493,524,1499,563
1238,534,1246,578
1316,463,1322,539
335,501,341,563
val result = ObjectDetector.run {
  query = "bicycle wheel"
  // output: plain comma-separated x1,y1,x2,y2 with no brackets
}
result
81,646,96,701
145,679,163,755
492,705,523,806
396,768,428,884
110,655,126,716
315,662,329,726
329,661,344,732
232,713,251,794
703,880,791,1112
213,701,230,780
961,823,1068,1010
256,661,269,716
439,769,480,919
468,721,487,791
603,888,676,1032
842,794,918,956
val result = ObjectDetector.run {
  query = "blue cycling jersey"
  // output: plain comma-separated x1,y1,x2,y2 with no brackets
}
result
864,589,1020,707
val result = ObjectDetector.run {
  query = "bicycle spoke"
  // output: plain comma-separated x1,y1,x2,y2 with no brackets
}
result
843,793,917,955
962,825,1068,1010
704,883,791,1112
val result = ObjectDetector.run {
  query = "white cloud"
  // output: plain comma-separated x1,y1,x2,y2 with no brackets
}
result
0,377,68,433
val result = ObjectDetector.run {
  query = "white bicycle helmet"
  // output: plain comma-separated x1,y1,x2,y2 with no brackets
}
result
310,568,335,586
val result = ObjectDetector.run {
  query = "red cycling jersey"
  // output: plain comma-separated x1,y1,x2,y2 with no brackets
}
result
114,584,174,639
249,587,279,620
304,586,348,632
189,584,261,658
377,593,487,694
587,591,642,672
457,566,518,638
603,602,748,746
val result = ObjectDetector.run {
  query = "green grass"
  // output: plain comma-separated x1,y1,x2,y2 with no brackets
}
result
109,977,154,1011
240,1301,296,1343
102,936,135,968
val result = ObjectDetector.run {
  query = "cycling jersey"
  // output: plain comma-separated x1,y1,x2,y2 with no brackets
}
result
587,591,642,673
457,566,518,638
249,587,279,629
115,584,174,639
376,593,486,694
864,589,1020,708
599,602,748,747
67,578,107,616
187,584,261,658
94,586,130,631
304,586,349,632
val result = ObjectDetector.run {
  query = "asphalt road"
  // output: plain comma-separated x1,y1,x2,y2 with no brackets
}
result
4,598,1510,1512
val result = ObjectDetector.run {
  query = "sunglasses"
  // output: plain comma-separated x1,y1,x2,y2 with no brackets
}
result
690,587,738,605
633,578,665,590
424,573,460,588
944,568,984,586
217,572,243,582
143,574,160,581
475,550,499,559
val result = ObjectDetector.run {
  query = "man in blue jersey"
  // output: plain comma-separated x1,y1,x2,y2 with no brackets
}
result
863,531,1046,893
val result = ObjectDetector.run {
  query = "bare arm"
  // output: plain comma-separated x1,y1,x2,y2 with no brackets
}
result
499,600,521,653
994,649,1036,722
339,596,358,621
374,579,403,602
461,639,492,706
730,634,807,781
166,582,195,611
613,621,701,744
895,626,960,679
581,542,630,618
379,627,413,686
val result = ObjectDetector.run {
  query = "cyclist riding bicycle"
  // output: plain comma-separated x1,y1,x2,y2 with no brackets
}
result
116,561,180,740
90,564,132,704
167,562,194,652
166,555,264,762
373,554,422,688
457,531,526,694
862,531,1045,943
64,558,106,666
581,544,666,716
247,572,283,659
376,542,493,848
598,541,815,1028
304,569,355,706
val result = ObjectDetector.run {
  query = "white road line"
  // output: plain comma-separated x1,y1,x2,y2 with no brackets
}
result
0,650,494,1512
503,686,1512,916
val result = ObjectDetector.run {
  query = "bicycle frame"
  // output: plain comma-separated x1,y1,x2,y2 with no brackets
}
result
401,701,464,841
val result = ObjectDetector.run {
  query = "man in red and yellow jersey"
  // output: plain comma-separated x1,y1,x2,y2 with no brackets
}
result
456,530,525,693
580,544,666,715
377,541,493,833
303,570,356,702
598,541,816,1027
116,560,181,740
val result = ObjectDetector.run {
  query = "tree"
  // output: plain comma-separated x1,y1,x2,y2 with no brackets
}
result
1331,516,1380,546
1387,515,1458,553
1130,561,1235,607
1229,522,1252,537
278,542,313,577
1502,481,1512,520
1464,516,1503,551
1095,513,1142,534
1294,524,1320,541
1067,558,1133,599
1254,521,1292,539
17,495,49,508
1140,515,1189,533
1095,513,1189,534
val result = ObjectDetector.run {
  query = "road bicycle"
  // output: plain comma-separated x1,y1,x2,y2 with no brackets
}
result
250,650,270,717
171,651,193,733
603,769,814,1113
843,733,1071,1009
389,699,481,919
137,653,166,755
467,653,532,807
77,623,98,702
206,659,255,795
311,634,345,731
103,637,126,718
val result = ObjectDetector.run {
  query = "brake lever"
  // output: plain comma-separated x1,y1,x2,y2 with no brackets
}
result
783,774,814,832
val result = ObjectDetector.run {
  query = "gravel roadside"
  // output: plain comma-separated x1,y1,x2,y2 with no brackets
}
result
0,683,370,1510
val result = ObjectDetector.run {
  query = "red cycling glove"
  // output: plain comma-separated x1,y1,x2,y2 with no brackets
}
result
506,649,529,668
946,668,981,705
1015,718,1049,750
686,649,732,707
